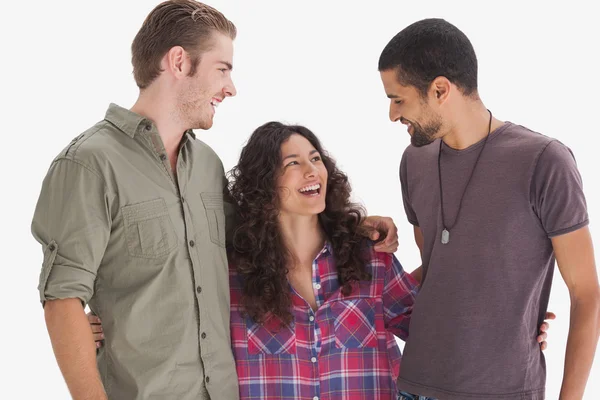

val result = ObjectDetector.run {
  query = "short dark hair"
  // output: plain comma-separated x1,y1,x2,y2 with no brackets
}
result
132,0,237,89
378,18,478,97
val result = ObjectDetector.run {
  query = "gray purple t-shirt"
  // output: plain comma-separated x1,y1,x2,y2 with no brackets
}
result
397,122,588,400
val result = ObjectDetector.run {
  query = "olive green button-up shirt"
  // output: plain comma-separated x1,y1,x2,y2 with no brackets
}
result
32,103,239,400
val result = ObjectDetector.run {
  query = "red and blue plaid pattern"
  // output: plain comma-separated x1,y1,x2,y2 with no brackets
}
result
331,298,378,348
230,241,419,400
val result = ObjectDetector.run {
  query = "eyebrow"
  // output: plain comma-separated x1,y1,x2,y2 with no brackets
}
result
219,61,233,71
282,149,319,161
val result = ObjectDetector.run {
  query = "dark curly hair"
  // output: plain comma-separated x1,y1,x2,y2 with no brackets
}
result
228,121,371,326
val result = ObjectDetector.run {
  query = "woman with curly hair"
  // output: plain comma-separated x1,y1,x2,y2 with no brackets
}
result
227,121,420,400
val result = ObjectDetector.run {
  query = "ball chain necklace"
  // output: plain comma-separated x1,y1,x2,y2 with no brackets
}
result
438,109,492,245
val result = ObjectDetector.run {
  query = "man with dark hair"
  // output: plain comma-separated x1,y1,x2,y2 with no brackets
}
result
379,18,599,400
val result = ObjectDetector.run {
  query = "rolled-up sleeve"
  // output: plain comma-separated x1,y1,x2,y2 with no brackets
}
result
32,158,112,306
382,254,419,341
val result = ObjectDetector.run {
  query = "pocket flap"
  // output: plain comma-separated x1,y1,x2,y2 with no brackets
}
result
122,198,169,223
201,192,224,209
325,281,375,303
246,314,297,355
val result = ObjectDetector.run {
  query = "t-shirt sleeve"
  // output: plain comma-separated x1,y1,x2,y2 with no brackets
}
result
400,149,419,226
530,140,589,237
31,158,112,306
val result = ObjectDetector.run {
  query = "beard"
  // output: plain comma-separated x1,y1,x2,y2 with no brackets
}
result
180,97,213,130
179,84,214,130
406,114,443,148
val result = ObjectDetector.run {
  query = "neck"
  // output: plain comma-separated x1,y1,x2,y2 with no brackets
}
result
130,86,187,156
278,213,326,267
441,99,504,150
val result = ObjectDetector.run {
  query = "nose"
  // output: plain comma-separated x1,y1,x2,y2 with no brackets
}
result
304,162,319,179
389,102,400,123
223,76,237,97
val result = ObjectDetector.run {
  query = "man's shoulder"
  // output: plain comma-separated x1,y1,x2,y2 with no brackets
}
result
188,135,224,167
401,140,439,169
495,122,556,153
402,141,438,157
402,123,559,165
51,120,120,171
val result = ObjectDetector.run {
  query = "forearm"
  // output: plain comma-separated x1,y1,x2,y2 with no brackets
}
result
559,295,600,400
410,265,423,284
45,298,107,400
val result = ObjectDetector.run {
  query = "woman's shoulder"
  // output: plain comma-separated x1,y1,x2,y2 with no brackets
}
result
360,239,394,264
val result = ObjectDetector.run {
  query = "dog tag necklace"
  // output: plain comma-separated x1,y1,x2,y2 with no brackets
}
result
438,109,492,245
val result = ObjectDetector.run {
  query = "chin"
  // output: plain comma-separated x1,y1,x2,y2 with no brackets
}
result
189,110,213,130
294,205,326,217
411,135,435,148
191,121,210,131
314,204,327,215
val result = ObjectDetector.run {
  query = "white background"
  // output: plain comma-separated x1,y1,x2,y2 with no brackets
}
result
1,0,598,398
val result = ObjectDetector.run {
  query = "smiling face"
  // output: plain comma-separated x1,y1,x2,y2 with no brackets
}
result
178,32,237,130
276,134,328,218
380,69,443,147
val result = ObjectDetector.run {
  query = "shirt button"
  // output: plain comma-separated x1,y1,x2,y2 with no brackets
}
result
311,357,317,363
205,376,210,383
144,124,151,131
314,283,321,290
159,154,167,161
201,332,207,339
48,244,56,251
196,286,202,294
309,315,315,322
189,240,195,247
313,397,319,400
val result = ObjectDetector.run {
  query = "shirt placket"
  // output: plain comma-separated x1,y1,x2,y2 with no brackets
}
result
143,126,206,367
310,245,330,400
312,255,324,355
173,138,208,368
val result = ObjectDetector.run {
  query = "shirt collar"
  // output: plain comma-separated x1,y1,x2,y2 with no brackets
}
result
104,103,150,138
314,240,333,261
104,103,196,140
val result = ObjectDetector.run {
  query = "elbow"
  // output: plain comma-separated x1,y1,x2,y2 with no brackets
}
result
587,289,600,338
596,290,600,337
571,287,600,338
596,292,600,339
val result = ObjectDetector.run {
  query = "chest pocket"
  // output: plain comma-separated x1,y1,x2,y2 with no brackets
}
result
201,192,226,248
246,314,297,355
329,297,378,349
122,198,178,259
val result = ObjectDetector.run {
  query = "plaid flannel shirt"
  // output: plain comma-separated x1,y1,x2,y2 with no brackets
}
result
229,241,420,400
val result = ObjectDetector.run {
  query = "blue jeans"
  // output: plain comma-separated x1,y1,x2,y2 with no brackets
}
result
398,391,437,400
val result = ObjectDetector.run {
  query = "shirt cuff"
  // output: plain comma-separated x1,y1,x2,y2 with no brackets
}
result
39,263,95,306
